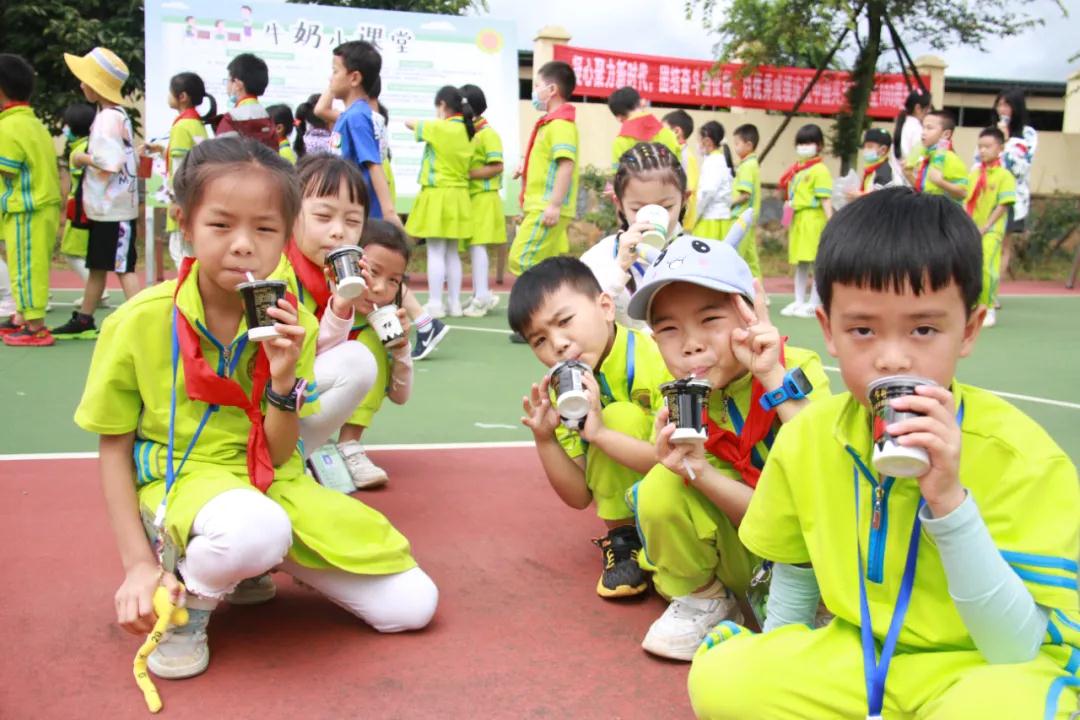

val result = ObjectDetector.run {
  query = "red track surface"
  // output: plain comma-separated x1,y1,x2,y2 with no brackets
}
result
1,448,693,719
46,269,1080,296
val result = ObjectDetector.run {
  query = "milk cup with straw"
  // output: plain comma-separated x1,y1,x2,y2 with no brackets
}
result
867,375,938,477
660,376,712,481
548,359,592,431
325,245,367,299
367,302,407,350
238,271,286,341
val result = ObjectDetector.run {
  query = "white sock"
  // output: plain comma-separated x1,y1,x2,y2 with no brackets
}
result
445,241,462,308
808,264,821,307
66,255,90,283
425,239,447,308
794,262,809,305
470,245,490,301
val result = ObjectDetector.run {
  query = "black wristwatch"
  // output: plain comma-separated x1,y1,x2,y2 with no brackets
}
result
265,378,306,413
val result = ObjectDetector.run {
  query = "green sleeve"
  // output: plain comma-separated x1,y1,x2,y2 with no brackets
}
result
0,122,25,175
997,170,1016,205
549,120,578,163
738,425,812,564
484,129,503,162
73,309,143,435
813,164,833,198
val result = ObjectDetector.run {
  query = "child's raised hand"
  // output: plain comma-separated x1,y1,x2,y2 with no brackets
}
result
886,385,965,517
655,409,709,485
115,560,182,635
521,375,561,438
396,306,411,337
927,166,945,187
616,225,649,272
577,371,606,442
264,298,306,383
730,279,783,382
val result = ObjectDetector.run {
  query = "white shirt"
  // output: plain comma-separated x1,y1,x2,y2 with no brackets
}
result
580,233,661,331
84,106,137,221
696,150,733,221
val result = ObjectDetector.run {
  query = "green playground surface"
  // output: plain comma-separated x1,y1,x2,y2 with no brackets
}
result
1,289,1079,463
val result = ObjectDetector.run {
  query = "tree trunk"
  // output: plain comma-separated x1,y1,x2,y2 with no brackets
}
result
837,0,884,174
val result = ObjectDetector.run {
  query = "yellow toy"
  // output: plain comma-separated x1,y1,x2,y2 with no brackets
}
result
133,584,188,713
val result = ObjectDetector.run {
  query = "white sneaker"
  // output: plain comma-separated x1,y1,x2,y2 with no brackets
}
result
447,300,464,317
484,294,501,312
641,590,742,661
793,302,818,319
424,302,446,320
337,441,389,489
983,308,997,327
73,291,110,309
779,301,801,317
462,297,489,318
225,573,277,605
147,597,215,679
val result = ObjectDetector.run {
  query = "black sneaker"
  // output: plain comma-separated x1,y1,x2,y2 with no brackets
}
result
509,331,528,344
593,525,648,598
51,311,98,340
411,317,449,360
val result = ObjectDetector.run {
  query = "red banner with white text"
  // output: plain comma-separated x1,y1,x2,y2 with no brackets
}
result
553,45,925,119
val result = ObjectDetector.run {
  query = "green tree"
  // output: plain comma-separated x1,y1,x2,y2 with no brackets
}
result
689,0,1062,170
0,0,485,131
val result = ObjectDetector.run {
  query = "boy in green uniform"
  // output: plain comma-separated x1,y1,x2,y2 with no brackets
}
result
729,124,762,280
608,86,680,168
625,236,830,661
509,61,579,278
510,257,673,598
906,110,967,202
965,127,1015,328
0,54,61,346
688,188,1079,720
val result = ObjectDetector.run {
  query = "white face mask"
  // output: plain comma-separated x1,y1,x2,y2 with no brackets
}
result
795,144,817,158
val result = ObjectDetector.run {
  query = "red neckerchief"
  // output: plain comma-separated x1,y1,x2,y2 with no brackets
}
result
965,158,1000,215
778,157,822,196
473,116,489,132
285,241,330,319
620,113,662,142
166,107,201,176
1,101,30,111
702,343,787,488
173,257,275,492
914,140,952,193
519,103,576,206
861,157,887,188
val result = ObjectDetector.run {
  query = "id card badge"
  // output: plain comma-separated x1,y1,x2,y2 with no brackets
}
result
139,506,180,573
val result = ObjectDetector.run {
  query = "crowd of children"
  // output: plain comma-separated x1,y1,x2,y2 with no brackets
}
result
0,37,1076,720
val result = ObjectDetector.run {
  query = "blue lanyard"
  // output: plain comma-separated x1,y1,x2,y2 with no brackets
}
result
596,329,635,406
853,401,964,719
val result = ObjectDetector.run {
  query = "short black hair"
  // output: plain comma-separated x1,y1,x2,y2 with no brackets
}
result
227,53,269,96
607,86,640,118
360,218,411,264
333,41,381,96
663,110,693,138
816,187,982,315
733,123,759,148
266,103,294,133
927,109,956,133
296,153,369,219
0,54,35,102
795,123,824,147
978,126,1005,144
63,103,96,137
508,257,601,336
537,61,575,100
460,83,487,116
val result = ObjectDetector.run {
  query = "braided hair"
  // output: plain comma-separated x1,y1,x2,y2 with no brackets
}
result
612,142,688,229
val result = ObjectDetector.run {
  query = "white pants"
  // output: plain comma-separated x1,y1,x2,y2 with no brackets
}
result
425,238,462,309
178,489,438,632
0,256,15,318
470,245,490,301
298,341,376,457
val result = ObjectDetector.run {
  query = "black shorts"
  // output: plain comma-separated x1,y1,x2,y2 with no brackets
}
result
87,219,137,273
1006,206,1026,234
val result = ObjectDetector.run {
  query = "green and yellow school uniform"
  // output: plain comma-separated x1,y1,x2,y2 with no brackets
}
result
279,138,297,165
555,324,672,520
628,347,828,600
74,261,416,575
464,119,506,251
0,104,61,322
611,113,681,168
166,115,208,236
907,144,968,202
729,154,762,278
681,143,701,231
966,164,1016,307
60,136,90,258
509,116,579,276
278,254,390,430
787,160,832,264
689,385,1080,718
404,117,472,240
